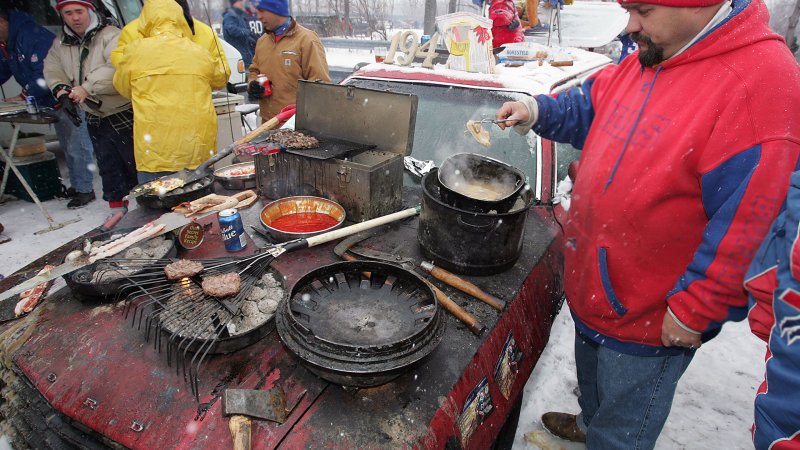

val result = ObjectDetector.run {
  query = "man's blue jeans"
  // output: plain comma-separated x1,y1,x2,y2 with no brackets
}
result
574,330,694,450
53,108,95,194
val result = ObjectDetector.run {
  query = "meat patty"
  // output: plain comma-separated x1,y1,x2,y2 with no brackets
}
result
201,272,241,298
164,259,204,280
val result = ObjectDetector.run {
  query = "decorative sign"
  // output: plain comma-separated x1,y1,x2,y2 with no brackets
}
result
178,222,205,250
436,12,495,74
384,31,441,69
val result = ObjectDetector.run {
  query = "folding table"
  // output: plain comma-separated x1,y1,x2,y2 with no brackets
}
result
0,108,81,234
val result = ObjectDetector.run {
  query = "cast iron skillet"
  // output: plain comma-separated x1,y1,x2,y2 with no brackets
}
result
136,175,215,210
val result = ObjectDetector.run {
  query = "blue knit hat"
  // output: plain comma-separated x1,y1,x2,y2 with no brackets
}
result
255,0,289,16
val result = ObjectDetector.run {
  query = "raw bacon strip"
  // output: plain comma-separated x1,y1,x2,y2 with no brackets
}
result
14,265,55,317
89,223,166,263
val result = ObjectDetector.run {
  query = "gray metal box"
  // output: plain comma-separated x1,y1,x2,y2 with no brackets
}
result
255,82,417,222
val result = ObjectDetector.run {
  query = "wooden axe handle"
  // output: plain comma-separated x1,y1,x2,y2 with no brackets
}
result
420,262,505,311
229,415,251,450
427,282,486,336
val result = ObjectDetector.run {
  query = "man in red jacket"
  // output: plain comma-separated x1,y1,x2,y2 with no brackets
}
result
496,0,800,447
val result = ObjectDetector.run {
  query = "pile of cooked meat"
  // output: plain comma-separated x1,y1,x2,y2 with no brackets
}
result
265,129,320,149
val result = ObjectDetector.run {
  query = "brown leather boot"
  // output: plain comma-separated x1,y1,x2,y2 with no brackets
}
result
542,412,587,443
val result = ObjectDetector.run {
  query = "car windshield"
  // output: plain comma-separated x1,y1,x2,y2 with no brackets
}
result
344,78,538,186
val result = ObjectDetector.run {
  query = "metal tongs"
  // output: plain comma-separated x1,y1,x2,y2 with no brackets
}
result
473,118,511,124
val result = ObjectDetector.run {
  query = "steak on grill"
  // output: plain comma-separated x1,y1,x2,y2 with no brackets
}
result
265,130,320,149
164,259,204,280
201,272,241,297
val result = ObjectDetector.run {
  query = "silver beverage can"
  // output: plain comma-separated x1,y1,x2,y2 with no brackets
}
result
219,208,247,251
25,96,38,115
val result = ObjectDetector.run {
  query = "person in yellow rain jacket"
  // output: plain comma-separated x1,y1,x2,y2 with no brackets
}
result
112,0,228,182
110,0,231,81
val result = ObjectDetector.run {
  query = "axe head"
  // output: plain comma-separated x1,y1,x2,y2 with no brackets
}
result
222,388,288,423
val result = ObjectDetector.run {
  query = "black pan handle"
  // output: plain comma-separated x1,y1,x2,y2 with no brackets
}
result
195,145,235,173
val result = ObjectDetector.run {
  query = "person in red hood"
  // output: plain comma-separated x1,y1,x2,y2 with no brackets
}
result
489,0,524,48
495,0,800,446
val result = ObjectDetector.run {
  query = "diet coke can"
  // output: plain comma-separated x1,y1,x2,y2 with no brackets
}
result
256,74,272,97
219,208,247,252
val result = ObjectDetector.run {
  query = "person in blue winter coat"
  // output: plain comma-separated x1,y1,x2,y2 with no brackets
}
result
744,171,800,450
0,7,96,208
223,0,261,66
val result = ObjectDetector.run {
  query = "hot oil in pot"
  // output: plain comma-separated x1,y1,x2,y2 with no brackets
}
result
270,213,339,233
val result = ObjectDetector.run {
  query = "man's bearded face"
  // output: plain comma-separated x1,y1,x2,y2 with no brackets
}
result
631,32,666,66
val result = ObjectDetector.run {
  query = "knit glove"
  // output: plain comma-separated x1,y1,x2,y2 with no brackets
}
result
247,80,265,100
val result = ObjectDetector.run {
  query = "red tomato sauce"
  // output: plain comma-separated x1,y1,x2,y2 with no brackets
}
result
269,212,339,233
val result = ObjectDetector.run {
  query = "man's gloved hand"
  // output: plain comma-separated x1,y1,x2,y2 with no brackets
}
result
508,18,520,30
58,95,81,127
247,80,265,100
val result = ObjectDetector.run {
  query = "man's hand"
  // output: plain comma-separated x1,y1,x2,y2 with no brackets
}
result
495,101,529,130
661,311,702,350
247,80,265,100
68,86,90,104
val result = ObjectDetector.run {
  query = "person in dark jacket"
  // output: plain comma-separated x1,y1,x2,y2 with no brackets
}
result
744,171,800,450
223,0,261,66
0,7,96,208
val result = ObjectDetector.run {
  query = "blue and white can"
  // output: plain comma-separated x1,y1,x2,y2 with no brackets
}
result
24,96,38,115
219,208,247,251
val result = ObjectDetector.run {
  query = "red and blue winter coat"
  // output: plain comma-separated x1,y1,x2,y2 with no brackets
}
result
744,171,800,450
489,0,524,48
531,0,800,355
0,10,56,107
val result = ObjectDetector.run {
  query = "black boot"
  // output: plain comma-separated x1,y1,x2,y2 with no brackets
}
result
67,192,96,209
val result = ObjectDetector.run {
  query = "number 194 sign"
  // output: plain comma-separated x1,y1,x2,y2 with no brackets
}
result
381,31,441,69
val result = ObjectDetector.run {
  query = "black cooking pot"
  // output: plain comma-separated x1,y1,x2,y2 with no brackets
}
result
136,175,214,210
438,153,525,214
419,168,533,275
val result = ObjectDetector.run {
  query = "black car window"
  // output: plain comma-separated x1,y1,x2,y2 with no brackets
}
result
344,78,538,186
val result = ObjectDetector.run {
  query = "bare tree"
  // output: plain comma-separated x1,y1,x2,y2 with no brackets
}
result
351,0,390,39
423,0,436,35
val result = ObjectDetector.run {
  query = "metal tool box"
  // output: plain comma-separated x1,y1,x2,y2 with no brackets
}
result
255,81,417,222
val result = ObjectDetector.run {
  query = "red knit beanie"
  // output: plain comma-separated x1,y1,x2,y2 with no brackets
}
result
618,0,723,6
55,0,96,11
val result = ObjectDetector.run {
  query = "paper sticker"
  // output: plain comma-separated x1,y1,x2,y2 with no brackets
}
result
493,332,523,399
178,222,204,249
457,376,494,447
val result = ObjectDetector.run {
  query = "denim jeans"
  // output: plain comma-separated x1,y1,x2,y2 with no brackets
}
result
53,108,95,193
574,330,694,450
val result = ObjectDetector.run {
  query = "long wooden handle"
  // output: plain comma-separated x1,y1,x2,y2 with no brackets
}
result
427,282,486,336
302,206,421,249
229,415,251,450
420,261,505,311
236,116,279,145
